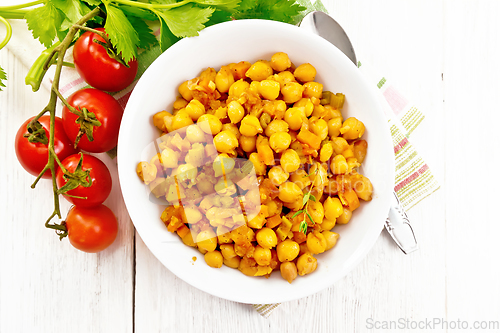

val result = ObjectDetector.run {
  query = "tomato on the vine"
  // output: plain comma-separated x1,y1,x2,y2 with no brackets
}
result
73,27,138,92
62,88,123,153
65,204,118,253
15,115,78,179
56,153,112,207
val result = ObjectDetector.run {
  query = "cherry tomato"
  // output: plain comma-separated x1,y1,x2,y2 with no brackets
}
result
65,204,118,253
15,115,78,179
62,88,123,153
73,27,138,92
56,153,112,208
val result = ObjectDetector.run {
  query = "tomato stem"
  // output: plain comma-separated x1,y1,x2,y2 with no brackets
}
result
28,6,102,236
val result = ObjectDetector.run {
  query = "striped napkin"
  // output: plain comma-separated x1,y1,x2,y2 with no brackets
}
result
4,0,439,318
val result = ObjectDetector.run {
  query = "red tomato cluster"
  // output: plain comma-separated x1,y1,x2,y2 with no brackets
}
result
15,28,137,253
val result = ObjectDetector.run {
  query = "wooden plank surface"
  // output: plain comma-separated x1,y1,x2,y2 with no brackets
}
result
0,48,135,333
2,0,500,332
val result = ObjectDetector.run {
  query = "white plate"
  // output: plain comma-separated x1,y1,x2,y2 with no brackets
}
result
117,19,394,304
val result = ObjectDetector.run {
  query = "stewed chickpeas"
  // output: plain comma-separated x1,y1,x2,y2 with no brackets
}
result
137,52,373,283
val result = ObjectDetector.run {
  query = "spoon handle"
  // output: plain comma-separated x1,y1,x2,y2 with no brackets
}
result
384,191,418,254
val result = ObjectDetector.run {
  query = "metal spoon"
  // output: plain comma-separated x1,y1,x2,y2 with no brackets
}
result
299,11,418,254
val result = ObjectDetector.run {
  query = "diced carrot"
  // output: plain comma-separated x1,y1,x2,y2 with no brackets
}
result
297,128,321,150
266,214,282,229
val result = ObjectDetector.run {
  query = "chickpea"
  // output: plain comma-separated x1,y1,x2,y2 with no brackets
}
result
331,137,349,155
289,169,311,190
223,256,241,269
296,253,318,276
328,117,343,138
280,261,298,284
269,132,292,153
256,227,278,249
215,65,234,93
294,98,314,117
178,80,193,101
216,225,232,244
278,181,302,203
220,244,237,259
307,201,325,225
213,130,239,154
320,142,333,162
184,207,202,224
306,231,327,254
309,117,329,140
266,199,282,216
353,174,373,201
198,114,222,135
281,82,305,104
205,251,223,268
336,208,352,224
276,239,300,262
136,162,157,185
171,111,194,131
284,107,306,131
173,97,188,110
303,81,323,99
246,61,273,81
340,117,365,140
271,52,291,71
239,115,263,137
275,71,296,87
227,100,245,124
280,149,301,173
181,232,196,247
184,99,205,121
353,140,368,163
239,135,257,153
331,154,348,175
160,147,179,168
254,245,272,266
258,80,281,100
221,123,240,140
268,166,289,186
249,152,266,175
320,218,336,231
323,197,344,220
228,79,250,98
322,231,339,250
259,112,272,130
185,124,205,143
196,229,218,252
265,119,289,137
294,63,317,83
153,111,170,132
149,177,168,198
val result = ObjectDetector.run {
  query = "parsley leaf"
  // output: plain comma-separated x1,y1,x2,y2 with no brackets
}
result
156,4,214,38
233,0,306,24
205,9,232,27
52,0,90,31
25,1,64,48
127,16,158,50
0,66,6,91
81,0,101,6
193,0,241,12
156,13,180,52
104,4,140,63
119,5,158,21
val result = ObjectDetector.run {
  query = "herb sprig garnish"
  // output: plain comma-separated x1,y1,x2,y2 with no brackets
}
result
292,163,323,234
